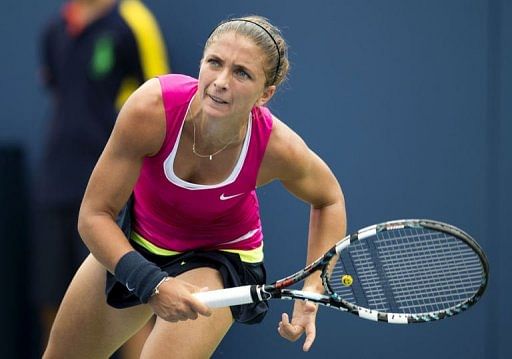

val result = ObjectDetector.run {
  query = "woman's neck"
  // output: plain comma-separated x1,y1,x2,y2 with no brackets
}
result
187,96,250,149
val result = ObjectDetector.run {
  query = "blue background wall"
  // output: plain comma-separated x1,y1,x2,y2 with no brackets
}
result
0,0,510,358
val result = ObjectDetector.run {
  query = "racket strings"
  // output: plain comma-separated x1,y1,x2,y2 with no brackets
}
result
328,227,485,314
329,241,390,311
379,228,483,313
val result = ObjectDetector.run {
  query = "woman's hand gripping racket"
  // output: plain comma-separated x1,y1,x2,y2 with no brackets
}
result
194,219,489,323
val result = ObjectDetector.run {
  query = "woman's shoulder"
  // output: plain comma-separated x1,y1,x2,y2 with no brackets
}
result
113,78,166,156
126,78,164,117
259,116,312,183
268,116,306,152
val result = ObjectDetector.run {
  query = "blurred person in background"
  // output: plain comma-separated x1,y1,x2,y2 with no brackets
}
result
34,0,169,357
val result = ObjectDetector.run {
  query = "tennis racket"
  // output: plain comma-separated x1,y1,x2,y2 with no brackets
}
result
194,219,489,323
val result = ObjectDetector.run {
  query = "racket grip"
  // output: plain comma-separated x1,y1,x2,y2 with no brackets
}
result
193,285,255,308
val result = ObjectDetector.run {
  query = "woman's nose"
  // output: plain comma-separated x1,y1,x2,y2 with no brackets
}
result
213,70,229,90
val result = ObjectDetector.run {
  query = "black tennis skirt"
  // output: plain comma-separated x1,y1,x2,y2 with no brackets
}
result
105,239,268,325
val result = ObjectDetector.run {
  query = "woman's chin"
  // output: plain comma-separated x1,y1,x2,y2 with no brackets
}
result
203,103,231,118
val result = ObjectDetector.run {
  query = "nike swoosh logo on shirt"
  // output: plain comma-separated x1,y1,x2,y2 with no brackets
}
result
220,192,245,200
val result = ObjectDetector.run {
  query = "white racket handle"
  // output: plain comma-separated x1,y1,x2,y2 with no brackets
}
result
193,285,255,308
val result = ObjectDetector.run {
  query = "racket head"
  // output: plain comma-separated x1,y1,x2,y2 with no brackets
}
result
323,219,489,323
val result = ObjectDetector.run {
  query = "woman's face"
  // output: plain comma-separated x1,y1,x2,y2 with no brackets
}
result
197,32,275,120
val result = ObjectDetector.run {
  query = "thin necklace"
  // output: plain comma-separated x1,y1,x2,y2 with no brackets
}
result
192,120,238,160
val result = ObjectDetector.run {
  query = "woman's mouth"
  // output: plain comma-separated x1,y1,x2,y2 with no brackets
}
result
208,94,229,104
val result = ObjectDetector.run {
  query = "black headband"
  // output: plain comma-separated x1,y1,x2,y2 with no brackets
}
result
208,18,281,85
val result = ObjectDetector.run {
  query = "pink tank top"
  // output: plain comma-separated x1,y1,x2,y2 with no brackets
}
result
132,74,273,252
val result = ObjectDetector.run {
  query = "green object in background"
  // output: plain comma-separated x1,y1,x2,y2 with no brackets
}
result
90,34,115,79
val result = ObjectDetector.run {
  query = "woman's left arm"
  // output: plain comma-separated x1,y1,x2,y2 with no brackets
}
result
259,118,347,351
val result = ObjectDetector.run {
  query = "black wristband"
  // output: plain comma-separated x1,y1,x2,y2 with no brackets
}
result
114,251,168,303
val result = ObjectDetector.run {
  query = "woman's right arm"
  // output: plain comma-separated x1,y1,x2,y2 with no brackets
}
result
78,78,210,320
78,78,165,272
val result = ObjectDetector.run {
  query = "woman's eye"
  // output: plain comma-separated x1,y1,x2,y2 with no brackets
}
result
235,69,250,79
208,59,220,67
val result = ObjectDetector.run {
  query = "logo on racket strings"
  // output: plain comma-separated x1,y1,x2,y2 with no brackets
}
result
341,274,353,286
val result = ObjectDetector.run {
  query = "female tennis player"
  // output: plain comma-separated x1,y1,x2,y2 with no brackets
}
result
44,15,346,358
